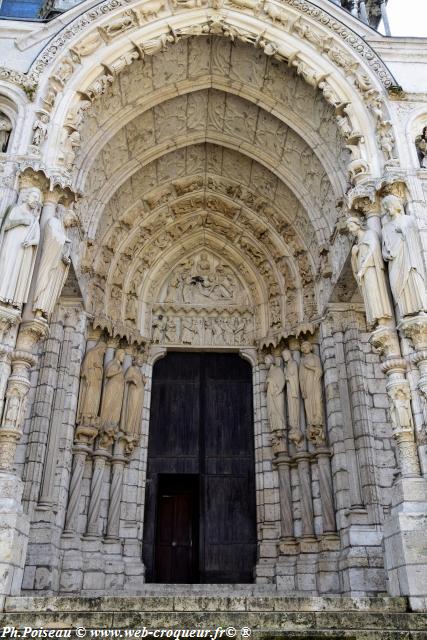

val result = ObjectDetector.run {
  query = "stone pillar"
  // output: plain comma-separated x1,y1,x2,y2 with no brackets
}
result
106,437,127,540
63,426,98,534
86,445,110,537
0,318,48,606
315,448,336,534
295,452,316,542
370,324,427,610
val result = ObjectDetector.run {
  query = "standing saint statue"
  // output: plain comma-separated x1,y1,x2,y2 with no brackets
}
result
381,195,427,317
77,341,107,425
299,341,325,444
282,349,304,448
265,354,286,434
347,217,394,329
100,349,126,436
0,187,42,307
33,205,78,318
120,355,147,452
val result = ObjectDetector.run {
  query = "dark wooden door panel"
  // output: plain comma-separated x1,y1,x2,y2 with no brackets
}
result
144,352,256,584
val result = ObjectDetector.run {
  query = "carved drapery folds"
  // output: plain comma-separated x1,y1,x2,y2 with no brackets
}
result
65,339,145,538
33,205,79,319
381,195,427,318
0,187,43,308
348,185,426,480
265,339,336,553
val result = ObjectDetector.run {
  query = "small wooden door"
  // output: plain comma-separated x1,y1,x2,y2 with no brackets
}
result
155,475,198,583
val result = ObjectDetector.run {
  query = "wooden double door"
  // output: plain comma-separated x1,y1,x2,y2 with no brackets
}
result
143,352,257,583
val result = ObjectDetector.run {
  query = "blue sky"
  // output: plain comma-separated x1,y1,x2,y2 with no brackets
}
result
384,0,427,37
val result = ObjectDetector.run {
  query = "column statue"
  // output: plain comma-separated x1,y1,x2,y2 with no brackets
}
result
299,341,325,445
0,187,42,307
381,195,427,317
100,349,125,440
265,354,286,440
282,349,304,448
77,341,106,425
346,216,393,328
33,205,78,318
120,355,146,454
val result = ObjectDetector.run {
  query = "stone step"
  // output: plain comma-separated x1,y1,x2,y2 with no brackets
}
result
2,596,426,640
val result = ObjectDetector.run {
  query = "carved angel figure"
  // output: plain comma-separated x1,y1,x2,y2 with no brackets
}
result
33,206,78,318
121,355,146,448
77,341,107,425
347,216,394,328
0,187,42,307
381,195,427,317
265,354,286,433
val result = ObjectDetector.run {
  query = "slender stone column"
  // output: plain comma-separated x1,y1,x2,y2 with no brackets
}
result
86,446,110,537
295,452,316,540
399,315,427,474
63,426,98,534
106,437,126,540
274,453,295,547
315,449,336,534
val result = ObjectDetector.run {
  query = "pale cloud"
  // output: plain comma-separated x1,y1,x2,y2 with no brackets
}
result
383,0,427,37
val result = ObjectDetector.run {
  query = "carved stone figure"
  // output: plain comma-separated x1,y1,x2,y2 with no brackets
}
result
181,318,196,344
282,349,303,448
100,349,125,433
390,386,414,434
299,342,324,443
347,216,394,328
32,113,49,147
33,206,78,318
77,341,107,425
59,129,81,171
121,355,146,449
0,112,12,152
142,33,175,56
265,354,286,433
381,195,427,317
416,126,427,169
152,315,166,342
0,187,42,307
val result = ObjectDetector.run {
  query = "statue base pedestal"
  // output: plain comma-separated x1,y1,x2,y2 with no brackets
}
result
384,477,427,612
0,473,29,609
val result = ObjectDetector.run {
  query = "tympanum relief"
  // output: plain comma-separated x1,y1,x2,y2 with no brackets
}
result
151,250,255,346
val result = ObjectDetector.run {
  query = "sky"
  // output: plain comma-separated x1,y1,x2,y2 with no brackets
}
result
383,0,427,37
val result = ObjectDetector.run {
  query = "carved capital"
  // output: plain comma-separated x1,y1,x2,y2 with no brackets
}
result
16,319,49,354
376,173,408,200
346,181,377,212
369,326,401,360
0,305,21,345
399,315,427,352
74,423,99,446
